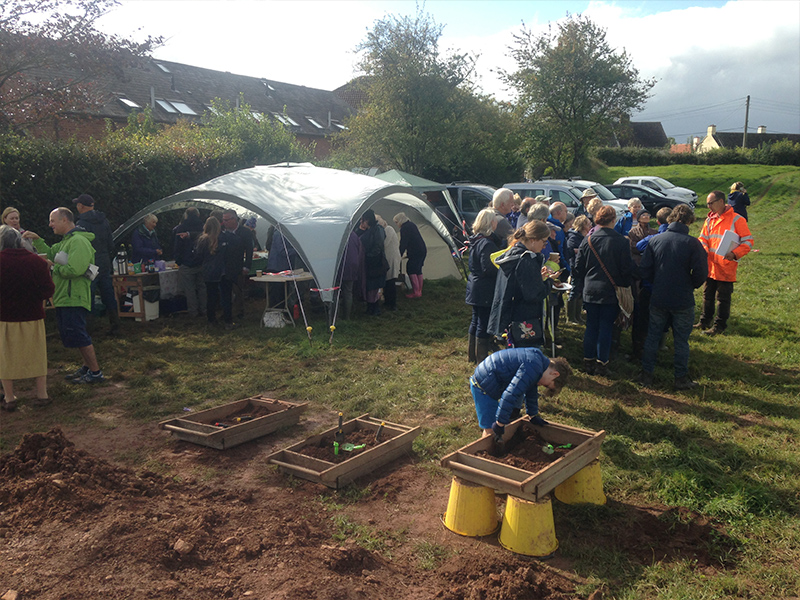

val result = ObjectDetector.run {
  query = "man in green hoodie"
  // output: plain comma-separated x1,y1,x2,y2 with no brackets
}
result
23,207,106,384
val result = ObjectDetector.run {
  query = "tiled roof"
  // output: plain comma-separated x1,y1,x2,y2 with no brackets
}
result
670,143,692,154
47,56,355,137
712,131,800,149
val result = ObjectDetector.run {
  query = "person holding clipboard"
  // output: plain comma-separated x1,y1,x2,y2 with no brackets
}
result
696,190,753,336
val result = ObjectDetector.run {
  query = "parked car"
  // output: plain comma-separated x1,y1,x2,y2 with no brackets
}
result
605,183,695,214
443,182,497,232
612,176,698,203
503,179,627,217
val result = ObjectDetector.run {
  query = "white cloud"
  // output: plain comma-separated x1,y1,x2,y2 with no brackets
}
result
97,0,800,138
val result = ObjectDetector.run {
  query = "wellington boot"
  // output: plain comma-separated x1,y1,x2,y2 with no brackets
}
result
475,337,492,365
468,335,477,364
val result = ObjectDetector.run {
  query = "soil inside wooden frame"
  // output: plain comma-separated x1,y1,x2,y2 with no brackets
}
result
297,427,393,464
476,426,575,472
200,401,283,428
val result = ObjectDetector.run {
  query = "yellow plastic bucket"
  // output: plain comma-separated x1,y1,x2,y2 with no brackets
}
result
499,495,558,557
554,459,607,505
442,476,499,537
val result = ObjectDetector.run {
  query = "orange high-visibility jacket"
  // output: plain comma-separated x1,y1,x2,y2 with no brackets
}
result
698,206,753,282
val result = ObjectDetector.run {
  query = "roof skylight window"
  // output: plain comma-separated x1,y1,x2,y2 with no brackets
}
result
156,99,178,113
272,112,299,126
169,101,198,116
332,121,348,130
156,63,171,74
118,97,141,109
306,116,324,129
251,111,264,121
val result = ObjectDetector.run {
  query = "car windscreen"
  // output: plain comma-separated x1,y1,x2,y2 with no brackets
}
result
572,183,617,201
653,177,675,189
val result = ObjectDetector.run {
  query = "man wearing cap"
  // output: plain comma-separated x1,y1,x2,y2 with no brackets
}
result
74,194,120,336
575,189,597,222
23,208,106,384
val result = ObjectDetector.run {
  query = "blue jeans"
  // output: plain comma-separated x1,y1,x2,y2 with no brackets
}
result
583,303,619,363
642,304,694,379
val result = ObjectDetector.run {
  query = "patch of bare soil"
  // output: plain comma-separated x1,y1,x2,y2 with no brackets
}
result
0,425,734,600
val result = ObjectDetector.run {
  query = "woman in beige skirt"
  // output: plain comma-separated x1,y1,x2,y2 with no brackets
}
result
0,225,55,411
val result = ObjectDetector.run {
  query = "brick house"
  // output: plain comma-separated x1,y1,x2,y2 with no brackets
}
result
24,57,355,159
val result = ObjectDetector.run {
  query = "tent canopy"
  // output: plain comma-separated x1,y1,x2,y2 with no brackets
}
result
374,169,466,242
113,163,461,301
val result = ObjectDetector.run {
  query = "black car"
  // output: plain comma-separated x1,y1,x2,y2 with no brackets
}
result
605,183,695,215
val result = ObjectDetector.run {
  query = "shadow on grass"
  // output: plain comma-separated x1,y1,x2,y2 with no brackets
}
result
553,499,741,592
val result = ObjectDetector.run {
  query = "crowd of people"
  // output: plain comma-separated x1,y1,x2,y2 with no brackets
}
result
0,198,432,409
464,183,753,438
0,183,751,419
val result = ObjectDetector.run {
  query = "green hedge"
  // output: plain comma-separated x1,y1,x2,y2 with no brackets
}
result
594,140,800,167
0,109,312,252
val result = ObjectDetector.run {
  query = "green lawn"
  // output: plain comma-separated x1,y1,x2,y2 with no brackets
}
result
3,165,799,599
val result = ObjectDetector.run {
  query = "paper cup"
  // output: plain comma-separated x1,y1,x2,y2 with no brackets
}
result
256,270,263,277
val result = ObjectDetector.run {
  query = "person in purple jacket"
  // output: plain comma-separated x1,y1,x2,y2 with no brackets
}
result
337,230,363,320
470,347,571,440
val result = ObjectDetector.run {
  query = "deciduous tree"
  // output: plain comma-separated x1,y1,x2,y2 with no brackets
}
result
0,0,161,131
504,14,654,175
331,8,521,185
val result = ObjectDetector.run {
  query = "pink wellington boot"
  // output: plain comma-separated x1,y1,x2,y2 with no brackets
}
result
405,274,421,298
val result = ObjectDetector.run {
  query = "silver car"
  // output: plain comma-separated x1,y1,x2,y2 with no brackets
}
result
612,176,698,203
503,179,628,217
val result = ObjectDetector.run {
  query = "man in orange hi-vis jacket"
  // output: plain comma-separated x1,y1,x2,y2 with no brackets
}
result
696,190,753,335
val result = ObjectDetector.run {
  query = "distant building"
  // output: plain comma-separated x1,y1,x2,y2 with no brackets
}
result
696,124,800,153
21,56,354,159
670,143,693,154
608,120,669,148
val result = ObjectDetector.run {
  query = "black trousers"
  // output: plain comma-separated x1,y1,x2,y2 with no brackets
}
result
700,278,734,330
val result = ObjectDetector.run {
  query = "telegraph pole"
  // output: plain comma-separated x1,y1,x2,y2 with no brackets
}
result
742,95,750,148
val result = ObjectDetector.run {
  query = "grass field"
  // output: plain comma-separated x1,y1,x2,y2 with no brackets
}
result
3,164,799,599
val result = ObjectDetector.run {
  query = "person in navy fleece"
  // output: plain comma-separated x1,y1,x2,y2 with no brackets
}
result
638,205,708,390
469,347,571,439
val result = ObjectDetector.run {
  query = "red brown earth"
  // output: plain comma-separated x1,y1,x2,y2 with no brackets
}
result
0,412,734,600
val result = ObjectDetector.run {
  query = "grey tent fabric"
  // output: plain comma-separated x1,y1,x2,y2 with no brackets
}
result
113,163,461,302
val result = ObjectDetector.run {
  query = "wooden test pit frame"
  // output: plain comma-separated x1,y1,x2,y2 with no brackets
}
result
440,417,605,502
267,414,420,489
159,395,308,450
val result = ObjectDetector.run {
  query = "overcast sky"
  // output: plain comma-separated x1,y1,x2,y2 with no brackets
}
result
97,0,800,142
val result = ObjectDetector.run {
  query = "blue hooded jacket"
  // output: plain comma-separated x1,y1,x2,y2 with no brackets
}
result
471,347,551,424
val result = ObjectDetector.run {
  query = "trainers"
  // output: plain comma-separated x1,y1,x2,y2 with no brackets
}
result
693,322,709,330
637,371,654,387
65,365,89,381
72,370,106,384
674,376,699,391
703,327,725,336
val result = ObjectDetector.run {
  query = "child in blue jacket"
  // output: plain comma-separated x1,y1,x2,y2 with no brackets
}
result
470,347,571,440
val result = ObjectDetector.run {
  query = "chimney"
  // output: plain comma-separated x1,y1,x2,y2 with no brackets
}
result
150,87,155,108
757,125,767,134
693,136,700,150
707,124,716,137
